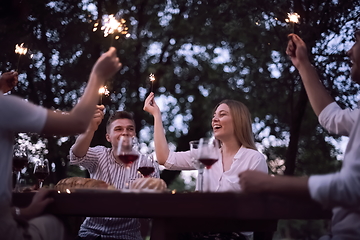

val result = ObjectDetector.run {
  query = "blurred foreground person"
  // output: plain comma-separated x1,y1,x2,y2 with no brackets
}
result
0,47,121,240
240,32,360,240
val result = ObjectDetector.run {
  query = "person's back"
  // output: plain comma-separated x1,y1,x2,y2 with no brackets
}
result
311,101,360,239
0,91,52,240
239,32,360,240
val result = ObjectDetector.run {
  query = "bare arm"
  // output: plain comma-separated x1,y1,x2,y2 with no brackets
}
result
72,105,105,157
42,47,121,136
287,34,334,116
143,92,170,165
239,170,311,198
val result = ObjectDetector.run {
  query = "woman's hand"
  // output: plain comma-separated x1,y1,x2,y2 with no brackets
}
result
143,92,161,117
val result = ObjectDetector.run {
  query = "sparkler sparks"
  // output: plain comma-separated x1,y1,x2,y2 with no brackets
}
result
102,15,128,37
285,13,300,24
15,43,29,72
99,86,110,105
149,73,155,92
15,43,28,55
285,13,300,33
93,14,129,46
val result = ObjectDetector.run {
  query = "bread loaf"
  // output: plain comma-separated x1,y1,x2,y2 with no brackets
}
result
130,177,167,191
55,177,116,192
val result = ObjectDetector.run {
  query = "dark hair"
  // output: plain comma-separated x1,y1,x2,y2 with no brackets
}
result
106,111,135,132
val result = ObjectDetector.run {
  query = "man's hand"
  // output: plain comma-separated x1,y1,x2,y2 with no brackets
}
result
239,170,272,193
88,105,105,132
286,33,310,70
91,47,122,81
239,170,310,197
286,34,311,70
0,71,18,93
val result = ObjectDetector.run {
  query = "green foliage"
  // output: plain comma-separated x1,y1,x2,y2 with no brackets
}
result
167,172,196,192
2,0,358,183
2,1,360,237
2,0,359,181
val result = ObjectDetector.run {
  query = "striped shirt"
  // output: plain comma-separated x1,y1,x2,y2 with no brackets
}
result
70,145,159,240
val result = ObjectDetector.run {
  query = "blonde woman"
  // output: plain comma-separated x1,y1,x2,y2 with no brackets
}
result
144,94,267,191
144,95,267,239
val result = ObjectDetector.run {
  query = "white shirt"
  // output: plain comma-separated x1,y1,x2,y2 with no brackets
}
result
70,145,159,240
0,92,47,239
308,102,360,239
164,146,267,239
164,146,268,192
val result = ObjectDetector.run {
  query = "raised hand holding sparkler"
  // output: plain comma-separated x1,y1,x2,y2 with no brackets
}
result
15,43,28,72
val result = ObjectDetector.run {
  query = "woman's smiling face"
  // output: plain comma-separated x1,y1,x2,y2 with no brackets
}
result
212,103,234,140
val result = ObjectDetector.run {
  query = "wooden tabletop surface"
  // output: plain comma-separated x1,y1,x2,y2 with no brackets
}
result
13,190,332,219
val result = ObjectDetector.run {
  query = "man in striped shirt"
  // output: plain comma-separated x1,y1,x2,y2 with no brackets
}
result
70,109,159,240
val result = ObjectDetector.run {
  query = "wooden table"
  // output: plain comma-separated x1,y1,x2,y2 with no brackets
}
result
13,190,332,240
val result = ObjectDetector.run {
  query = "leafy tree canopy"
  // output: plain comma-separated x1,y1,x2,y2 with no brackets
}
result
1,0,360,185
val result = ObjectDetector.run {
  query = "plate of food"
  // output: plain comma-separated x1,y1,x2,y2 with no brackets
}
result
129,177,167,193
54,177,117,193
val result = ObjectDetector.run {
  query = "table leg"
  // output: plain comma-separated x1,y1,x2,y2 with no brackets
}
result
150,219,176,240
253,231,274,240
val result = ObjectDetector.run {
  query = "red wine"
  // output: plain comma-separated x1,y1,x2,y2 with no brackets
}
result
13,157,28,171
138,167,155,177
199,158,218,169
34,171,49,181
118,154,139,165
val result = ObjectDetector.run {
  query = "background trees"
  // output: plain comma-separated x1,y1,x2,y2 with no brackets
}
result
2,0,360,238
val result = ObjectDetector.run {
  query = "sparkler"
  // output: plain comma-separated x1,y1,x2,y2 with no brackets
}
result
285,13,300,33
149,73,155,92
93,14,129,47
98,86,110,105
149,73,156,106
15,43,28,72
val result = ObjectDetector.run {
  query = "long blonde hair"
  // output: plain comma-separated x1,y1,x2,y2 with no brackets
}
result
213,99,257,150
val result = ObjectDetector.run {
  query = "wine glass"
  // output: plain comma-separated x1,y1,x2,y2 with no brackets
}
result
189,140,205,192
33,159,50,188
12,143,29,192
137,154,156,178
116,136,140,189
198,137,220,192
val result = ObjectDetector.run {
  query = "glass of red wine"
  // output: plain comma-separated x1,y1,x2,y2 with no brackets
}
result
198,137,220,192
12,143,29,192
116,136,140,189
33,159,50,188
189,140,205,192
137,154,156,178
